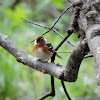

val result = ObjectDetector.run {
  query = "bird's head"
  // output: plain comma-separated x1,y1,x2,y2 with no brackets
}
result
35,36,45,44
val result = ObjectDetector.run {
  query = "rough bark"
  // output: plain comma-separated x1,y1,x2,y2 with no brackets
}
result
64,39,89,81
0,32,89,82
0,32,65,80
0,0,100,84
69,0,100,85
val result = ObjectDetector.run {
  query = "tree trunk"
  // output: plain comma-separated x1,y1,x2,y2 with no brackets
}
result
69,0,100,85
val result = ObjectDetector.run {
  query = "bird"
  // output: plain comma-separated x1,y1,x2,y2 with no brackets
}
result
33,36,61,61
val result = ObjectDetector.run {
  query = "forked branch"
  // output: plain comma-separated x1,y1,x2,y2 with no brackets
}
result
0,32,89,82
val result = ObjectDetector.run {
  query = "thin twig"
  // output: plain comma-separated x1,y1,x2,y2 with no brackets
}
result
41,4,73,36
52,29,75,47
84,54,93,58
21,17,75,47
21,17,48,28
61,81,72,100
54,29,73,51
55,51,71,53
37,76,55,100
25,4,73,42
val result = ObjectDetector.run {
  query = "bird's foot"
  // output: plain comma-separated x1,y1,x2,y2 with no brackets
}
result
35,58,42,61
56,63,62,67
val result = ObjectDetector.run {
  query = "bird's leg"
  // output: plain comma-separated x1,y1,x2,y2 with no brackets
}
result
37,76,55,100
35,58,48,62
35,58,41,61
55,63,62,67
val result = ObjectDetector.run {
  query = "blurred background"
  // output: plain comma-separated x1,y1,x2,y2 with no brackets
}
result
0,0,100,100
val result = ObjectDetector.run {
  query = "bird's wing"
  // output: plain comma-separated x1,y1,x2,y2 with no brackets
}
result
45,41,62,59
45,41,54,53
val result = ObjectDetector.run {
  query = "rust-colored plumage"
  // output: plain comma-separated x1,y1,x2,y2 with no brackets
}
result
33,36,53,61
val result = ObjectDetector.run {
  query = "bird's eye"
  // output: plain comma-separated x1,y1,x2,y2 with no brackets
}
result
37,37,44,43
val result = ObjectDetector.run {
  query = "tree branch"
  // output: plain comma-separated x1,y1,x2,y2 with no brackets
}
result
0,31,89,82
0,32,65,80
64,39,89,81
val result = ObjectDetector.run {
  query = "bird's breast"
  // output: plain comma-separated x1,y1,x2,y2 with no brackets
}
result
34,47,52,61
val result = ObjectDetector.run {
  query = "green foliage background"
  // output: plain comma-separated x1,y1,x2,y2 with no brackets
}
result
0,0,100,100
